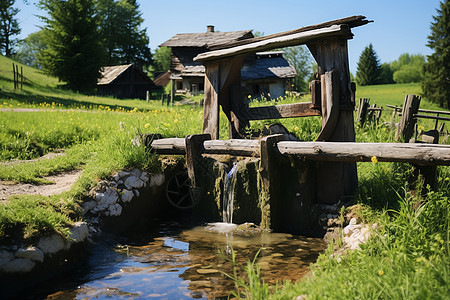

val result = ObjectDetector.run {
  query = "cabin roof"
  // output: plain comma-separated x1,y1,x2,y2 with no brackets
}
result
160,30,254,48
242,52,296,81
98,64,133,85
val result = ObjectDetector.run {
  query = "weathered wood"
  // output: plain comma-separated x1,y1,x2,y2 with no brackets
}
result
396,94,421,142
414,114,450,122
310,80,321,110
277,141,450,165
150,138,186,154
203,139,260,156
202,62,220,139
209,15,371,51
12,63,16,89
186,134,211,187
194,25,352,62
357,98,370,126
260,134,285,231
246,102,321,120
316,70,340,141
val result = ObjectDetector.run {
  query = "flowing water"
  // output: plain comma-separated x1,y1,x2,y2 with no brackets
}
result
38,222,326,299
223,163,238,223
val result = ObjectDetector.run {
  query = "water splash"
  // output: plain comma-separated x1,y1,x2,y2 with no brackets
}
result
223,162,238,223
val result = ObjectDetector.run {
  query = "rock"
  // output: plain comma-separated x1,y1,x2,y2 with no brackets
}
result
37,234,65,255
1,258,35,273
133,189,140,197
82,200,97,213
108,203,122,216
96,188,119,207
295,295,308,300
130,168,141,177
68,222,89,243
124,176,144,189
112,174,120,182
118,171,130,178
140,172,149,182
149,174,165,187
15,246,44,263
0,250,14,267
121,190,134,203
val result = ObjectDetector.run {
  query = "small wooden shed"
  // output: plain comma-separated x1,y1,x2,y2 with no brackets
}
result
98,64,153,99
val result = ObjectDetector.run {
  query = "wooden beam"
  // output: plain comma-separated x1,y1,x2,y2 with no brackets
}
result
245,102,321,120
194,25,352,62
277,141,450,166
202,62,220,139
186,134,211,187
396,94,421,142
203,139,260,156
150,138,186,154
316,70,340,141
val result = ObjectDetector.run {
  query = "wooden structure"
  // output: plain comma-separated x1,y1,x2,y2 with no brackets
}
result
192,16,373,203
97,64,153,99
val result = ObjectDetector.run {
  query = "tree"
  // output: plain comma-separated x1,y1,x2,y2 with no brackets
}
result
151,46,171,73
0,0,21,56
283,45,313,92
390,53,425,83
14,30,47,68
98,0,151,67
38,0,105,93
355,44,381,86
379,63,394,84
422,1,450,108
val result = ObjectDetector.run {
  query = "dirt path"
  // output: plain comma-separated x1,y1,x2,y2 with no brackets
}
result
0,170,83,202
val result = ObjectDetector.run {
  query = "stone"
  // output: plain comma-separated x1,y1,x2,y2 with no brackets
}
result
121,190,134,203
130,168,141,177
68,222,89,243
82,200,97,213
118,171,130,178
112,174,120,182
140,172,149,182
149,174,165,187
15,246,44,263
108,203,122,216
96,188,119,207
0,250,14,267
1,258,35,273
37,234,65,255
124,176,144,189
133,189,140,197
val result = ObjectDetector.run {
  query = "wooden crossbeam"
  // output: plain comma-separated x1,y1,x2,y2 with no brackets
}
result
245,103,321,120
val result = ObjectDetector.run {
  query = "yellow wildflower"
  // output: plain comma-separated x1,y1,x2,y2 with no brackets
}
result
144,123,150,129
371,156,378,164
378,270,384,276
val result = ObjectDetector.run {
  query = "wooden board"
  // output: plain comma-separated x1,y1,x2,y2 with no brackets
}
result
277,141,450,166
245,102,321,120
203,139,260,156
194,25,351,62
202,62,220,139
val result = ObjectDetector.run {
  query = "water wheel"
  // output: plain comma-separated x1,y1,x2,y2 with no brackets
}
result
165,171,200,209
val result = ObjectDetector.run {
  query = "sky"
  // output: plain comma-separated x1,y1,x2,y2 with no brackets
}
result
14,0,442,74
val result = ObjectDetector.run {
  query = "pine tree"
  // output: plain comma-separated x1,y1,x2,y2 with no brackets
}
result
98,0,151,67
355,44,381,86
422,1,450,108
0,0,21,56
38,0,105,93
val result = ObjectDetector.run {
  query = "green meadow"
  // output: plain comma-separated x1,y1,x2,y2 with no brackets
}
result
0,55,449,298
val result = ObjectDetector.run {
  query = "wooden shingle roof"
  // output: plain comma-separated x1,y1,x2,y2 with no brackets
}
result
98,64,132,85
160,30,253,49
242,52,296,81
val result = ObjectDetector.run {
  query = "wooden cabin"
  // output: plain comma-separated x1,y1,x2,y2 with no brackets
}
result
98,64,153,99
160,27,296,98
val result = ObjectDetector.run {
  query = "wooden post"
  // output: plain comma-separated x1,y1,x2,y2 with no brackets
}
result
203,62,220,139
396,94,421,142
12,63,16,89
260,134,285,230
146,90,150,102
185,134,211,188
20,66,23,90
310,80,321,110
170,79,175,106
357,98,370,126
307,37,358,204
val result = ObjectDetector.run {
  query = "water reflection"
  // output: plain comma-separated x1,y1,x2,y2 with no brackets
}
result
45,223,325,299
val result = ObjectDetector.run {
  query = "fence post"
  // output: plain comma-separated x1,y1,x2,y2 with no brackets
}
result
396,94,421,142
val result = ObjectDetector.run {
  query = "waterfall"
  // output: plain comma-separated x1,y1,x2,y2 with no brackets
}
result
223,163,238,223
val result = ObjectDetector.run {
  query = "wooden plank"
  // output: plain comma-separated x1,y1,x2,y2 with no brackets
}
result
316,70,340,141
277,141,450,166
186,134,211,187
150,138,186,154
414,114,450,122
245,102,320,120
194,25,351,62
310,80,321,110
209,15,371,51
202,62,220,139
203,139,260,156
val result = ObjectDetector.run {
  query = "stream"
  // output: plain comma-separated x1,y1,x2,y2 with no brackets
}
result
34,221,325,299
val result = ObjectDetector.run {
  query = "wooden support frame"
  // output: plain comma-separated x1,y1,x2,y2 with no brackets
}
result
396,94,421,142
186,134,211,187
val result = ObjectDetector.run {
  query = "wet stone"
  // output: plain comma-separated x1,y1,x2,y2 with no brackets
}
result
15,246,44,263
